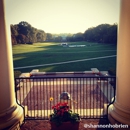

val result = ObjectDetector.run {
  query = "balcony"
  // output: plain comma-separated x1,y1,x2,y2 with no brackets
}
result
15,71,116,129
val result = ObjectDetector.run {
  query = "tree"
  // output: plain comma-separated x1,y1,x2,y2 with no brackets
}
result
73,32,84,41
11,35,17,45
16,34,28,44
84,24,117,44
46,33,53,41
10,21,47,44
54,36,62,42
10,24,18,44
36,30,46,42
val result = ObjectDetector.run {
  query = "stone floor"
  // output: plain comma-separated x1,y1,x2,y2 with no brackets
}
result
20,119,114,130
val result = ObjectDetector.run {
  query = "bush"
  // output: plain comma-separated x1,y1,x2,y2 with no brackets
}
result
14,70,21,78
108,68,116,76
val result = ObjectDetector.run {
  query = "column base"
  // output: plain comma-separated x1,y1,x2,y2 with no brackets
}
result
0,103,24,130
108,103,130,129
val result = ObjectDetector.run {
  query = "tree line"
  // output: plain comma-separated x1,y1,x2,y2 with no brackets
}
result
11,21,46,45
11,21,117,45
67,24,117,44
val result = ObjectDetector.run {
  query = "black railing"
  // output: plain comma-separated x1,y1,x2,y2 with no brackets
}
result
15,75,116,120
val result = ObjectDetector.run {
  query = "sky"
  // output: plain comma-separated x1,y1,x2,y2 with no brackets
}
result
5,0,120,34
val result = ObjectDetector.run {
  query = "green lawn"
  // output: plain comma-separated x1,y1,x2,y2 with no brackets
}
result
12,42,117,73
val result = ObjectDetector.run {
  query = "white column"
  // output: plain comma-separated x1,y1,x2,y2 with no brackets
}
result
108,0,130,126
0,0,24,129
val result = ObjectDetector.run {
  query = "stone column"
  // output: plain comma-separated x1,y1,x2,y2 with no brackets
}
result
0,0,24,129
108,0,130,126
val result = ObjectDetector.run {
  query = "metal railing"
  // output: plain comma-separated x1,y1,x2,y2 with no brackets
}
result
15,75,116,120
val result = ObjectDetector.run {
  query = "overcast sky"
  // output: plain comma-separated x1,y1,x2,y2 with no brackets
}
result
5,0,120,34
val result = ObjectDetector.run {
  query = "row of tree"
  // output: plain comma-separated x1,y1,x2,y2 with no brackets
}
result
66,24,117,44
84,24,117,43
11,21,117,45
11,21,47,45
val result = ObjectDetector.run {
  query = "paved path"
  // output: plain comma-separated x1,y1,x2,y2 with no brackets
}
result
14,55,116,70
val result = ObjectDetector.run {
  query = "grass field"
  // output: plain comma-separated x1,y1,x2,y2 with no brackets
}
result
13,41,117,73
